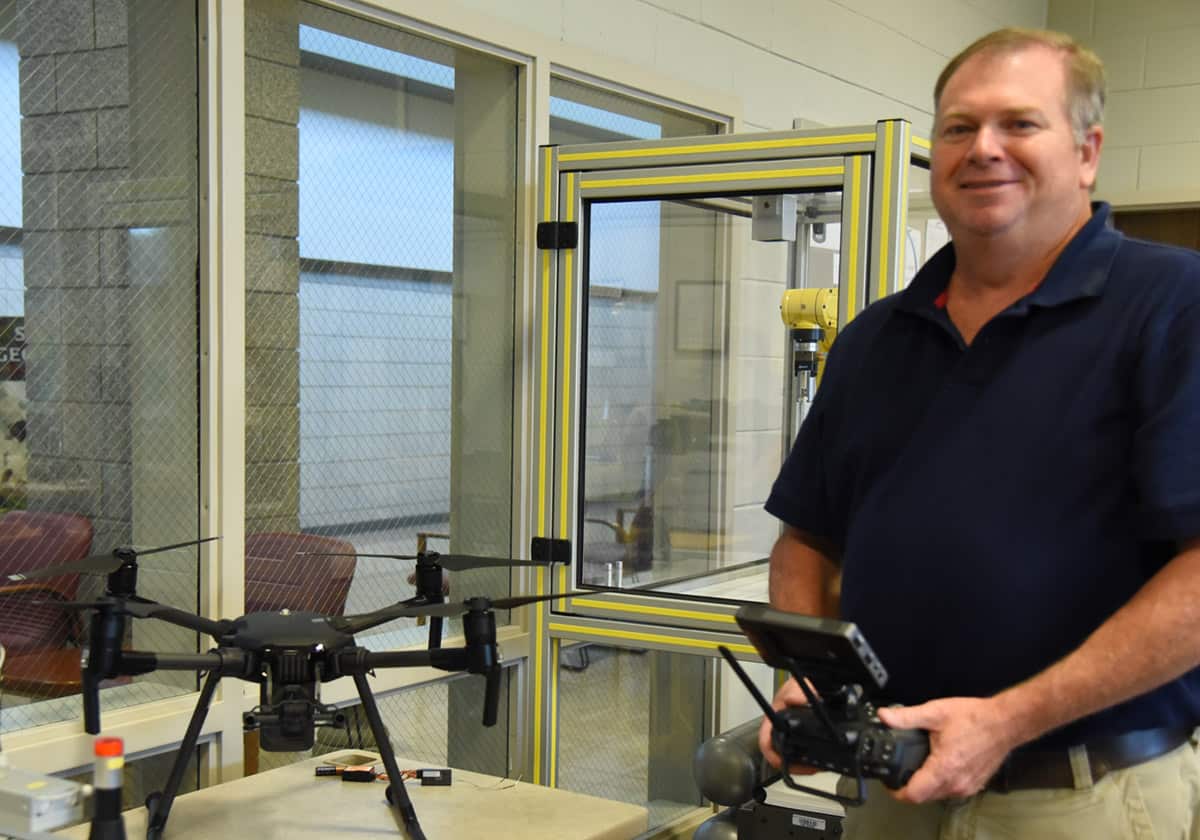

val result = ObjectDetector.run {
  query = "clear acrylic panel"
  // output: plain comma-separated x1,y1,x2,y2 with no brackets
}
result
557,645,708,831
579,191,843,600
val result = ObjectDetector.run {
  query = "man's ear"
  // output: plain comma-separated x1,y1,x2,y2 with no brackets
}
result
1079,124,1103,190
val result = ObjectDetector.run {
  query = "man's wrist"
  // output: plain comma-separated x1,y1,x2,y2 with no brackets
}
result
990,678,1060,749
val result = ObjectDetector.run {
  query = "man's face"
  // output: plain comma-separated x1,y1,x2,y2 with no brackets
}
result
930,45,1102,243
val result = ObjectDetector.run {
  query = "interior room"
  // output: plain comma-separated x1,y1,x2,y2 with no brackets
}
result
0,0,1197,837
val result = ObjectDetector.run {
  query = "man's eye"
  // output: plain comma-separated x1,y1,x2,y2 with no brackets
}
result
942,124,972,137
1008,119,1038,131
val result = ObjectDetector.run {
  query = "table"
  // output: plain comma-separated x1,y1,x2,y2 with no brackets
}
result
59,750,648,839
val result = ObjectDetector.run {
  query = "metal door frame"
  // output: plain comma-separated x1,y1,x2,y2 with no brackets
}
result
527,120,929,784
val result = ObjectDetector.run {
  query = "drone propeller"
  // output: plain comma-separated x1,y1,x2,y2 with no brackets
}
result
334,590,584,636
298,550,556,573
6,536,220,583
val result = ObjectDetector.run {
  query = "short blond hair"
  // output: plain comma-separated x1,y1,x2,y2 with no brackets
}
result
935,27,1105,143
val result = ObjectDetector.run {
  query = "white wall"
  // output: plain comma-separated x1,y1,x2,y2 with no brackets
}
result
451,0,1046,133
1049,0,1200,207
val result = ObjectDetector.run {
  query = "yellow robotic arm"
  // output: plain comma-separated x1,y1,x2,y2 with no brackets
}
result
780,287,838,427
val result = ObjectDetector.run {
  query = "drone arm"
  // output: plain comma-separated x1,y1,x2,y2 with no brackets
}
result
138,604,232,640
124,650,246,674
336,647,469,675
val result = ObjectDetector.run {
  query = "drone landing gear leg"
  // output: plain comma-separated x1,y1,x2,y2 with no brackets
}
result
145,670,221,840
352,673,426,840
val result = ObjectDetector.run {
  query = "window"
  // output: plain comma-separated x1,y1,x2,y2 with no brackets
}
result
0,0,202,731
243,0,520,773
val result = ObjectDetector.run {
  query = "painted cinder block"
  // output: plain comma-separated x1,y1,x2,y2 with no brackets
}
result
1137,141,1200,191
55,47,130,111
1145,27,1200,88
246,55,299,124
18,54,56,116
20,112,98,173
246,233,300,294
15,0,94,57
245,0,299,66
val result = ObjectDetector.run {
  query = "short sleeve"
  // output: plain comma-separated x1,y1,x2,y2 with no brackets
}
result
764,337,847,548
1133,298,1200,542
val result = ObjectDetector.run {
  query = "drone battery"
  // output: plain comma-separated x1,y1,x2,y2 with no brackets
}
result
0,764,86,833
417,769,451,786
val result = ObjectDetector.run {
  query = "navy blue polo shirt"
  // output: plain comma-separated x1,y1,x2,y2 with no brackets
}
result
766,204,1200,748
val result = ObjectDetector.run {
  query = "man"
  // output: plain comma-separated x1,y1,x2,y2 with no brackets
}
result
759,27,1200,838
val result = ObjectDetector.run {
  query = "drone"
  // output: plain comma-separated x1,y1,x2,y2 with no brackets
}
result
14,535,575,840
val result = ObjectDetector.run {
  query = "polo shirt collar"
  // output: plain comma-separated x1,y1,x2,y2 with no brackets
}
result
896,202,1121,317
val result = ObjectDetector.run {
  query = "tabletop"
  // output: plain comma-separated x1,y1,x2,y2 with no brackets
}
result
59,750,648,840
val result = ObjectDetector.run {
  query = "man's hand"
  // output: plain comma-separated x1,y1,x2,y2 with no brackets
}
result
877,696,1021,803
757,677,821,774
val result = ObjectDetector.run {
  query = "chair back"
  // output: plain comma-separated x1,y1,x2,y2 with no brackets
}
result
0,510,93,654
244,532,357,616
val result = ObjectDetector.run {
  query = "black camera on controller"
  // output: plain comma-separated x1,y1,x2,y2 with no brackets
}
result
720,604,930,806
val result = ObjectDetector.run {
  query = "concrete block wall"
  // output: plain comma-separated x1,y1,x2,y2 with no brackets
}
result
244,0,301,536
1049,0,1200,205
17,0,134,553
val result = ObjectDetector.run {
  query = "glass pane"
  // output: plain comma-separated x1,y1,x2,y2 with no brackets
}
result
0,0,201,732
550,76,720,143
242,0,518,778
579,192,843,598
558,645,708,831
243,0,518,640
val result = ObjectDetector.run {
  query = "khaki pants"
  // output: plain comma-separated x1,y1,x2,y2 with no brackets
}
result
844,741,1200,840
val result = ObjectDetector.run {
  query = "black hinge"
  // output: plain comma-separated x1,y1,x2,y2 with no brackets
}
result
530,537,571,566
536,221,578,250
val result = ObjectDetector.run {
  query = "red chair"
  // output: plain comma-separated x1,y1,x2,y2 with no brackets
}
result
0,510,93,655
244,532,357,616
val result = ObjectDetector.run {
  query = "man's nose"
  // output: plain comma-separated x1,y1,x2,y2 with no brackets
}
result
966,124,1003,163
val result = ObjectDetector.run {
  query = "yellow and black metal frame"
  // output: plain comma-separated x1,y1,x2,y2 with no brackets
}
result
529,119,927,785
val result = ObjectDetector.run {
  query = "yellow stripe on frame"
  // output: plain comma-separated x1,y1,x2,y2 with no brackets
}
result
559,133,876,162
559,174,576,540
846,156,863,324
549,622,756,655
533,564,545,781
582,166,843,191
897,123,911,294
912,136,931,150
549,636,559,786
570,598,738,624
878,122,895,302
538,249,550,531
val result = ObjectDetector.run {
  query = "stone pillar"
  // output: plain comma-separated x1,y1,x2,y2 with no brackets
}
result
244,0,300,537
446,51,517,776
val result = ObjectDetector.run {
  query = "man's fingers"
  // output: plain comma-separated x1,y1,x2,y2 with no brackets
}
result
758,717,782,768
890,763,940,804
877,702,937,731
